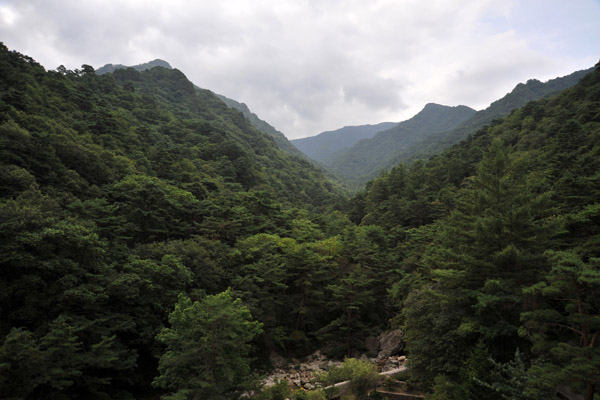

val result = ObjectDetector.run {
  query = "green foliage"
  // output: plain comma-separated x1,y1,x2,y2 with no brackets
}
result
329,103,476,188
292,388,327,400
0,43,350,398
254,380,292,400
322,358,380,400
363,62,600,399
521,250,600,400
1,41,599,400
153,290,263,399
427,375,468,400
475,349,536,400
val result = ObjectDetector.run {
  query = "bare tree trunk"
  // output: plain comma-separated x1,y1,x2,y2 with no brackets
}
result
585,383,594,400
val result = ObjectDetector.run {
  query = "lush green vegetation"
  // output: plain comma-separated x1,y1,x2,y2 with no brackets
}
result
328,103,476,188
216,94,308,159
1,42,598,400
349,62,600,400
0,43,393,399
95,59,173,75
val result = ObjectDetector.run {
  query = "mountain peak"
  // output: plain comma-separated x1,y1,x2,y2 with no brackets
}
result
96,59,173,75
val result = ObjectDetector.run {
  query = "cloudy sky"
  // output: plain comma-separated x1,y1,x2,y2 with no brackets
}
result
1,0,599,139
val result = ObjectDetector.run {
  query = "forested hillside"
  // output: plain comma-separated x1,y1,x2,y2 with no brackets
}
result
1,41,598,400
0,44,383,399
95,59,174,75
291,122,397,164
350,61,600,400
100,58,306,159
215,94,307,158
329,103,476,187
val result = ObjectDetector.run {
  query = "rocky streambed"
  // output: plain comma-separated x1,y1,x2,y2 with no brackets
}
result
263,330,407,390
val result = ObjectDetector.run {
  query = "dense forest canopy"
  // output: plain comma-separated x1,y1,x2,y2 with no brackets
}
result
0,42,599,400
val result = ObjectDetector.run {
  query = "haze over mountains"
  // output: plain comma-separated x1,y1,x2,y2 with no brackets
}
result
95,59,173,75
328,103,476,186
291,122,397,164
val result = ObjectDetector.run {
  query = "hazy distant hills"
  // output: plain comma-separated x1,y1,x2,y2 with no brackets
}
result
95,59,173,75
328,103,476,186
291,122,397,164
309,67,592,188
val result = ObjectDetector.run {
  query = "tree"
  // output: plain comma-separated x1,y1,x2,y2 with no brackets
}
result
521,250,600,400
402,139,557,387
153,290,263,400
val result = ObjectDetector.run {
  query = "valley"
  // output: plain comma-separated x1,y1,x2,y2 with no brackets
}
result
0,43,599,400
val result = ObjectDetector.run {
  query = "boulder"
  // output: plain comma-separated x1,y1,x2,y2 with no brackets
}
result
377,329,405,359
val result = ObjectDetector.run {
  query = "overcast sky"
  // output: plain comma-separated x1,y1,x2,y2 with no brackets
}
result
1,0,599,139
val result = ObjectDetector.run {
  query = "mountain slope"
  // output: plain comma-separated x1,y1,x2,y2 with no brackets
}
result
0,43,349,398
215,94,306,158
386,67,593,167
353,63,600,400
96,59,304,157
329,103,476,186
291,122,397,164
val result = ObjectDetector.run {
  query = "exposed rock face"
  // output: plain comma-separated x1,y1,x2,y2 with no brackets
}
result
377,330,405,359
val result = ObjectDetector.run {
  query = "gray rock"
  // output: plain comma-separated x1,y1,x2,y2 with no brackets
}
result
377,329,405,358
304,382,315,390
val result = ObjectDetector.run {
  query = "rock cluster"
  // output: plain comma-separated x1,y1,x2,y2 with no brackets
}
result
262,330,407,390
263,350,341,389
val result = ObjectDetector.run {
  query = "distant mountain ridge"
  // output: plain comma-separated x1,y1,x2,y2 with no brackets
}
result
95,59,172,75
387,67,594,166
324,67,591,189
291,122,397,164
329,103,476,187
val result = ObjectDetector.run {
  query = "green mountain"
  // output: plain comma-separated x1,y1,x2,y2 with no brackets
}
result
386,67,592,166
95,58,173,75
215,94,307,158
0,43,357,398
329,103,476,187
351,62,600,400
290,122,398,164
2,40,598,400
96,60,304,157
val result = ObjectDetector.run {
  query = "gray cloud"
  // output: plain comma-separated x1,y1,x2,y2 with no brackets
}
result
1,0,598,138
